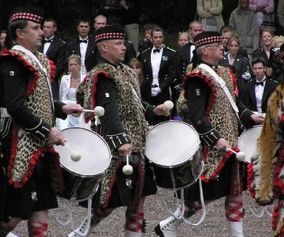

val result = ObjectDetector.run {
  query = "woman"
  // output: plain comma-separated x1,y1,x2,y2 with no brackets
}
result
177,32,190,48
128,57,144,85
58,54,85,129
220,36,252,95
197,0,224,32
0,30,7,50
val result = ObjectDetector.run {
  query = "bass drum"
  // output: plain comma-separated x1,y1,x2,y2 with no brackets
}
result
238,126,262,163
55,127,111,201
145,121,203,190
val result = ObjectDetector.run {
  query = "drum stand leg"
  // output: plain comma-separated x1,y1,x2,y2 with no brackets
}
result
182,179,206,226
68,198,93,237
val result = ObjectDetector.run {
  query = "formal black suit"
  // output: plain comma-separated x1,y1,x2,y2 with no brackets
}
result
39,35,67,79
66,36,98,73
219,53,252,96
240,77,278,113
39,35,67,100
140,46,176,104
140,46,176,123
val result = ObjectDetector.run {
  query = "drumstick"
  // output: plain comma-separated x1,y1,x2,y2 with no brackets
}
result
164,100,174,110
82,106,105,116
225,147,246,162
64,141,81,162
83,106,105,125
122,155,133,175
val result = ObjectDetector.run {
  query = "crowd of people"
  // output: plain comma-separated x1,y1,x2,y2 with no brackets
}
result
2,0,284,237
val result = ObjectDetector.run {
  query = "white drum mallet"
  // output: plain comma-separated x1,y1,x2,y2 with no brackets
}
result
164,100,174,110
83,106,105,125
122,155,133,175
64,142,81,162
225,147,246,162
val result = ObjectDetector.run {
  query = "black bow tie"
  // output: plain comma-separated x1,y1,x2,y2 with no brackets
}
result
255,80,265,86
79,39,88,43
43,39,53,43
153,48,161,53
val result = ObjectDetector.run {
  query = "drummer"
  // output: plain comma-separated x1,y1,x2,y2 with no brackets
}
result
69,25,170,237
155,31,263,237
0,7,83,237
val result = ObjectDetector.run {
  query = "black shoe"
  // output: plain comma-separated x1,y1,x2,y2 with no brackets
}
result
154,224,164,237
142,219,146,233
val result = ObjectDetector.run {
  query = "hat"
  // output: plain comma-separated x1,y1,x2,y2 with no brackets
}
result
95,25,125,43
9,7,43,24
194,31,222,49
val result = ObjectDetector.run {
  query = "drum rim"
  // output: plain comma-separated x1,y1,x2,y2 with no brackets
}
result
238,125,262,163
146,120,201,168
156,161,204,190
57,127,112,177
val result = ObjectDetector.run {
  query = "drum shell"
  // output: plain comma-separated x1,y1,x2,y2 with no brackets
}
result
59,168,101,201
152,150,203,190
54,127,111,202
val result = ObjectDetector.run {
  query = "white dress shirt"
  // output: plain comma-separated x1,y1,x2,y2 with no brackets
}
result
43,36,55,55
151,47,163,87
255,76,266,113
79,37,88,75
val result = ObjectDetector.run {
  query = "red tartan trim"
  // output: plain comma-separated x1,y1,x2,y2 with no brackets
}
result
0,49,39,96
200,146,240,182
272,201,282,231
247,162,255,198
229,68,239,97
7,127,59,188
49,60,56,82
273,148,284,197
183,71,218,119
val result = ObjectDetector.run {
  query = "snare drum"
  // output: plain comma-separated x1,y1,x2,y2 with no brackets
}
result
238,126,262,163
54,127,111,201
145,121,203,190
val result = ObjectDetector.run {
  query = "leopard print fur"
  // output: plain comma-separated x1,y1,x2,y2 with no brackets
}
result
77,63,148,207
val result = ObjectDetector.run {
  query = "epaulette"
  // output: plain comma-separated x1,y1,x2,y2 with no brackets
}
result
59,38,66,44
165,46,176,52
140,47,151,54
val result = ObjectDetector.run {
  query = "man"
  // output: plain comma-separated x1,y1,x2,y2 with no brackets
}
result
140,26,176,124
0,7,83,237
67,19,97,75
229,0,260,56
171,21,203,117
68,25,170,237
93,14,107,31
155,31,263,237
39,18,67,100
240,57,278,115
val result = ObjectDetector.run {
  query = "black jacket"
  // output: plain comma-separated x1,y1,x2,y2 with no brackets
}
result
140,46,176,105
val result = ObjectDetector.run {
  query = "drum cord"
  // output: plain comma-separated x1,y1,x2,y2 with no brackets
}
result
54,198,75,227
182,178,206,226
247,205,272,218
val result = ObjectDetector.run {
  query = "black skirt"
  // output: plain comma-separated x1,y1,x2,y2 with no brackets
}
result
0,153,58,221
183,158,246,201
81,159,157,209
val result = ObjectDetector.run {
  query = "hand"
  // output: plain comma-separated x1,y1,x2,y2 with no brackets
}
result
154,104,170,116
118,143,132,156
251,113,265,124
62,104,83,117
151,87,161,97
215,138,230,150
48,127,65,146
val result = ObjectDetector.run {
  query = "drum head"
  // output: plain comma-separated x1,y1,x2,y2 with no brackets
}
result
145,121,200,168
55,127,111,177
238,126,262,163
